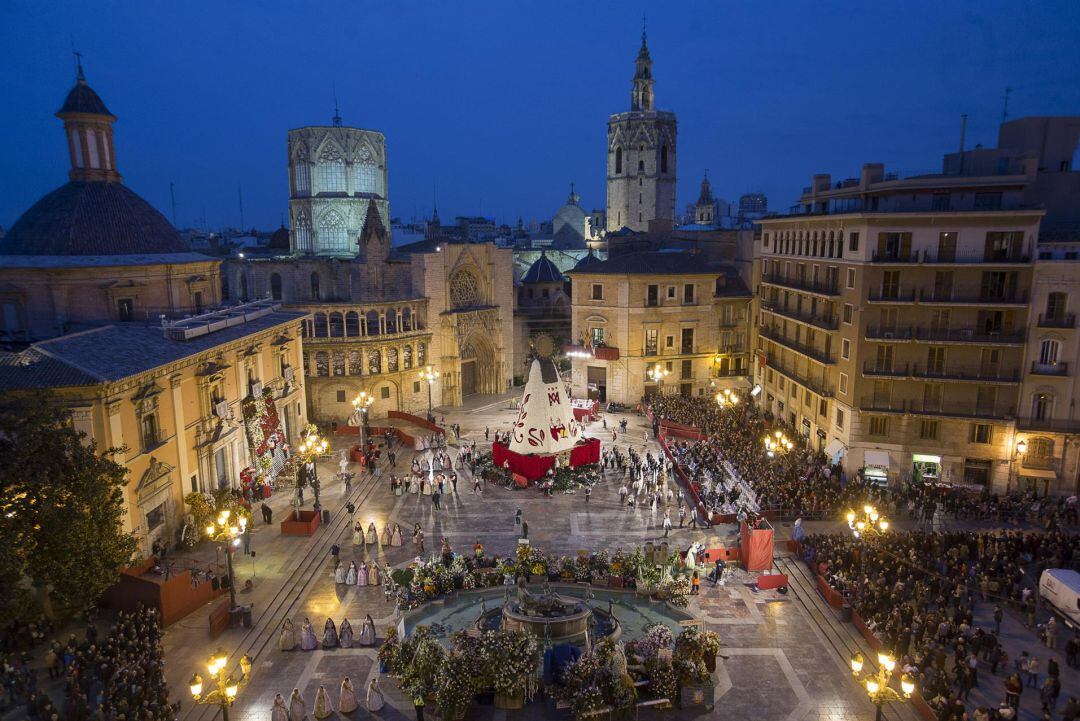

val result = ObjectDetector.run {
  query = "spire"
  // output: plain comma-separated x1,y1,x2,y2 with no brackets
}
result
697,171,713,205
359,198,386,244
331,83,342,127
567,181,580,206
630,25,654,112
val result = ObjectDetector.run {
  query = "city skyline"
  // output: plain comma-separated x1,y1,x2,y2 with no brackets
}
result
2,1,1079,232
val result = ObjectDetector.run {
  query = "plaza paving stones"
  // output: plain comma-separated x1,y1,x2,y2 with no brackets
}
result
169,393,900,721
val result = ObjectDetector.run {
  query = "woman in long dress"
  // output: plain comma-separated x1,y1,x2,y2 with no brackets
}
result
390,523,403,547
299,618,318,651
288,688,306,721
408,474,419,494
352,522,362,547
338,676,359,714
279,619,297,651
345,561,357,586
334,561,347,584
313,685,334,719
339,618,354,648
272,693,289,721
366,523,377,545
358,614,376,647
368,562,381,586
381,524,392,546
321,617,338,648
366,677,385,712
357,562,368,586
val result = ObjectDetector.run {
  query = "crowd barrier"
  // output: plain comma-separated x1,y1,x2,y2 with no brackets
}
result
388,410,445,435
101,557,227,626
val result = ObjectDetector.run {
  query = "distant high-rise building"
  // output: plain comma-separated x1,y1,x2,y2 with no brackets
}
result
739,192,767,216
605,30,677,233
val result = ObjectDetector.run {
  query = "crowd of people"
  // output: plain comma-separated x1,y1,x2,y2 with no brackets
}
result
2,606,176,720
647,394,878,519
800,529,1080,720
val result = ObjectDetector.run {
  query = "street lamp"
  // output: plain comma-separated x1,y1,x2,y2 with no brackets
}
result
352,390,375,452
190,648,253,721
205,510,246,611
763,429,793,458
1009,438,1028,493
846,504,889,538
647,363,670,395
297,432,329,512
419,366,439,415
850,651,916,721
715,388,739,407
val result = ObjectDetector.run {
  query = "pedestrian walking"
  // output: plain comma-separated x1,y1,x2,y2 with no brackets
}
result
662,513,672,538
515,507,522,526
521,519,529,539
679,506,686,527
584,486,591,504
432,490,441,510
261,502,273,525
994,605,1003,635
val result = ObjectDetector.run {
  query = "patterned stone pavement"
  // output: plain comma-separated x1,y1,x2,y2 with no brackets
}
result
168,392,892,721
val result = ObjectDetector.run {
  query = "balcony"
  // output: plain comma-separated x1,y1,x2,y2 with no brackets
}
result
1016,417,1080,433
563,344,620,361
918,290,1029,306
861,363,908,379
1037,314,1076,329
760,273,840,297
913,327,1025,345
872,250,1031,265
764,353,834,397
758,325,835,364
871,252,919,264
1030,361,1069,377
858,398,1015,420
865,326,915,341
761,302,839,331
859,397,908,414
867,289,917,304
911,364,1021,384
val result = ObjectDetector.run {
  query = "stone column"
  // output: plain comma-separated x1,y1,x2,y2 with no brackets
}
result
169,374,192,495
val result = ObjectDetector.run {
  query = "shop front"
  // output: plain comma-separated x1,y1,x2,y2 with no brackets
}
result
863,450,891,487
912,453,942,485
824,438,846,466
1018,466,1057,497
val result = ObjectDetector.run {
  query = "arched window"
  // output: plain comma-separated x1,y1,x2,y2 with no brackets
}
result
345,311,360,336
317,210,348,253
366,310,381,336
1039,339,1061,366
332,352,345,376
402,307,412,331
368,350,382,374
294,210,312,253
310,273,321,301
86,128,100,168
314,147,346,193
348,351,362,375
354,161,377,194
403,345,413,369
660,145,668,174
1032,393,1053,421
417,342,426,365
315,351,329,377
312,312,328,337
638,159,645,172
387,348,398,372
329,312,344,337
293,158,311,195
615,147,623,174
270,273,282,300
70,129,83,168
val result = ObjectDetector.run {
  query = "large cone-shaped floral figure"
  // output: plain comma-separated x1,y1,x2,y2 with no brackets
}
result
508,358,582,455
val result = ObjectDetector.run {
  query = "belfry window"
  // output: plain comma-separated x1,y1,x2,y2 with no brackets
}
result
354,162,377,194
86,128,100,168
661,145,668,173
615,147,623,174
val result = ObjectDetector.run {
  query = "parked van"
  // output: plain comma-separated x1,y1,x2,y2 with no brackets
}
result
1038,568,1080,629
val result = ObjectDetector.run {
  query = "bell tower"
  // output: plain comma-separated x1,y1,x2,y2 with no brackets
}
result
605,29,677,233
57,55,121,183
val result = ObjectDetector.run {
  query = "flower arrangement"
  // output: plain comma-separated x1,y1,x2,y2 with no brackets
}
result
486,628,541,697
556,639,637,719
644,655,677,700
241,388,285,476
434,651,474,718
400,632,445,699
657,575,692,608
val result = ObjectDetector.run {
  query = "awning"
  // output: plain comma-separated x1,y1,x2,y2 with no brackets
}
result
864,450,891,467
1019,467,1057,480
825,439,846,457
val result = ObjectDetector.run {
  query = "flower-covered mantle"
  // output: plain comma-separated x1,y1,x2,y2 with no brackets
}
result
241,389,287,477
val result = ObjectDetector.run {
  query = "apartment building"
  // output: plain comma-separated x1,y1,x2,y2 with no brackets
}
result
754,161,1043,491
566,251,752,405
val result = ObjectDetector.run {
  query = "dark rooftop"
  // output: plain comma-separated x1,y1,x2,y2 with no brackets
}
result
58,76,113,117
565,250,723,276
0,348,100,390
521,251,565,283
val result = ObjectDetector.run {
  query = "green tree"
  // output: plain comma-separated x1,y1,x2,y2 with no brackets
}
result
0,392,138,620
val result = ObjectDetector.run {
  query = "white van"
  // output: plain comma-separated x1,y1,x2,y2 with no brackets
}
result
1038,568,1080,629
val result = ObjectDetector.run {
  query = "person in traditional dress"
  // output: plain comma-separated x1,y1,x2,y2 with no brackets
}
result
381,524,392,546
391,523,404,546
279,618,298,651
366,677,385,711
357,561,368,586
299,618,318,651
358,614,377,647
288,688,307,721
321,617,338,648
272,692,290,721
409,475,420,494
366,522,377,545
339,618,354,648
313,685,334,719
368,562,381,586
334,561,347,584
352,522,362,547
345,561,358,586
338,677,359,714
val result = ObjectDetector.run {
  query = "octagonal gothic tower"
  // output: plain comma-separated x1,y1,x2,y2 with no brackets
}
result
605,30,677,233
287,120,390,259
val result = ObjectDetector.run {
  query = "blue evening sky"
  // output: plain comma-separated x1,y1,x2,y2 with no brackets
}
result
1,1,1078,233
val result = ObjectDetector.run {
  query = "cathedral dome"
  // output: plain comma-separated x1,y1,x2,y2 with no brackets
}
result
59,78,113,117
0,181,188,256
521,251,565,283
572,249,602,270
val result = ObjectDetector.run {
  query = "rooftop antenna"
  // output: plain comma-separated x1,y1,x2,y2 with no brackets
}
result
1001,87,1012,124
332,82,342,127
169,181,177,226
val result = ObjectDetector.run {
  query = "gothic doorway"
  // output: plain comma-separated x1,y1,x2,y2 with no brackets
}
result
460,334,495,398
461,360,479,397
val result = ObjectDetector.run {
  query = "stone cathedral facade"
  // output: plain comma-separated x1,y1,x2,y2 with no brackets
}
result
605,31,677,233
226,120,514,424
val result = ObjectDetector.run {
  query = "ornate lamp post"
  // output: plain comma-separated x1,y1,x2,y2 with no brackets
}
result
850,651,916,721
419,365,439,414
205,511,246,611
763,429,793,458
352,390,375,452
1009,438,1027,493
190,648,253,721
715,388,739,408
845,504,890,538
647,362,670,396
297,432,329,512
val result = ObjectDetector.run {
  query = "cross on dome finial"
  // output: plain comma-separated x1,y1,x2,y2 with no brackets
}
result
73,50,85,83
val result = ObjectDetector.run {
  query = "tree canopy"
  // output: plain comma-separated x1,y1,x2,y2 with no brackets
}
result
0,393,137,620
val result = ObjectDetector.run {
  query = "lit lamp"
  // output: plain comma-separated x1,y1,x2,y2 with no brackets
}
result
850,650,915,721
647,363,670,395
352,390,375,450
846,504,889,538
190,649,253,721
205,512,247,611
763,430,792,458
298,431,329,510
418,366,440,413
715,388,739,407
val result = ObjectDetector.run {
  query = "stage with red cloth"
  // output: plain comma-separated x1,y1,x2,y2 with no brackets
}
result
571,399,599,422
491,437,601,481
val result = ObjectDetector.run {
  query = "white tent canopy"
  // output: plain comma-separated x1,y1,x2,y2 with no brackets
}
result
508,358,581,455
